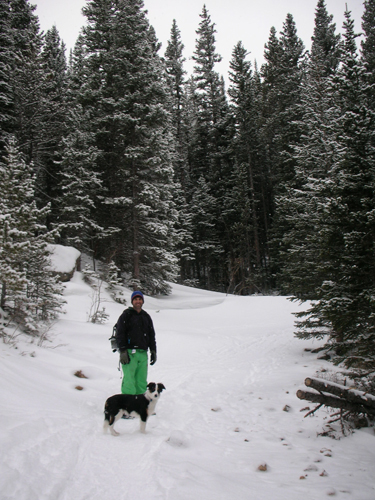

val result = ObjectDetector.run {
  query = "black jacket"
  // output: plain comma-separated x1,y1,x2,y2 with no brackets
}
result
115,307,156,353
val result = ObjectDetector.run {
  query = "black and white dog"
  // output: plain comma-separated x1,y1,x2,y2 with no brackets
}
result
103,382,166,436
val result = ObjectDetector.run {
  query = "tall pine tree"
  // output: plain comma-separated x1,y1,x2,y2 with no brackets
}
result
0,0,14,157
285,9,375,370
362,0,375,74
36,25,68,219
277,0,341,298
78,0,178,293
260,14,306,287
0,137,63,333
188,5,233,290
164,19,195,284
9,0,43,164
227,41,269,293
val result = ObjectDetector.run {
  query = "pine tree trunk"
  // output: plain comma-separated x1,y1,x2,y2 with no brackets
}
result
247,150,261,267
1,283,6,310
132,157,140,284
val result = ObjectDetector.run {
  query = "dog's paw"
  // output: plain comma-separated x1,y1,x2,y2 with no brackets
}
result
110,429,120,436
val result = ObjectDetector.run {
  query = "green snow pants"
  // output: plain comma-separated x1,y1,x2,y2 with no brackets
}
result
121,349,148,395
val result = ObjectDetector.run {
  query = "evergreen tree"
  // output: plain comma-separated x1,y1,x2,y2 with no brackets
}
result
78,0,178,293
286,9,375,370
261,14,305,189
164,20,195,283
188,5,234,290
36,25,68,217
60,33,119,261
277,0,341,297
310,0,341,76
190,176,224,289
190,4,224,182
9,0,43,164
66,34,87,102
0,137,63,333
165,19,186,170
56,105,111,257
227,41,269,293
362,0,375,74
316,9,375,366
260,14,306,288
0,0,14,157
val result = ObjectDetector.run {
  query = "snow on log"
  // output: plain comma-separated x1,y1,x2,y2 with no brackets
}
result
296,389,375,416
296,377,375,416
304,377,375,409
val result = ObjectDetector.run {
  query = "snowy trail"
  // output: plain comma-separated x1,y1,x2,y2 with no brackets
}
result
1,276,374,500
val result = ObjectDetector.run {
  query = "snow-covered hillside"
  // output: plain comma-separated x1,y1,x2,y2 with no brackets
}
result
0,271,374,500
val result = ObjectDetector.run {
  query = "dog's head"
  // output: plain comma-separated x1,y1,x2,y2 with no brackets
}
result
146,382,166,400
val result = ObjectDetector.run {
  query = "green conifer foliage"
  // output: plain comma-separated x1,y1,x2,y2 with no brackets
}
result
56,105,111,256
164,20,195,284
9,0,43,164
36,26,68,215
78,0,178,294
315,10,375,367
362,0,375,74
227,41,269,293
0,0,14,157
187,5,234,290
260,14,306,288
311,0,341,76
277,0,341,298
0,138,63,333
285,9,375,370
190,176,224,289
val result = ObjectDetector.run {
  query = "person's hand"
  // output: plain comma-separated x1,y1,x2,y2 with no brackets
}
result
150,350,157,365
120,350,130,365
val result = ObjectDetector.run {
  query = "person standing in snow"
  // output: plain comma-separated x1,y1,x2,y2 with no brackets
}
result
115,291,157,395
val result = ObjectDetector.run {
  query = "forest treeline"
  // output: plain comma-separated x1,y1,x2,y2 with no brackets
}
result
1,0,375,370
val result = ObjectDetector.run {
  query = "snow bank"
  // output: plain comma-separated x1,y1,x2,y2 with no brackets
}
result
47,244,81,279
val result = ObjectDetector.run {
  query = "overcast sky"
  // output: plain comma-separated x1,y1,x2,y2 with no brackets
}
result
32,0,365,78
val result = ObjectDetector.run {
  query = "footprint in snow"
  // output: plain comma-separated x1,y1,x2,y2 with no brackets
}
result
166,430,189,448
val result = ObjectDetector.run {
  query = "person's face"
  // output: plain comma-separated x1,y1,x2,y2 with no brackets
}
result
132,296,143,312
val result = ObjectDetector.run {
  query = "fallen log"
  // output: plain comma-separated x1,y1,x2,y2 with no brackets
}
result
296,389,375,416
304,377,375,410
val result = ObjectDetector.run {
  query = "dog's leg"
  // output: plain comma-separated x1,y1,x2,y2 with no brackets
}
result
109,412,124,436
103,420,109,434
139,419,147,433
148,399,158,416
139,410,148,433
109,425,120,437
103,408,113,434
104,414,119,436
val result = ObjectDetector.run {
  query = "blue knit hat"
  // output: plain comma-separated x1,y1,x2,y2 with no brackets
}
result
131,290,144,303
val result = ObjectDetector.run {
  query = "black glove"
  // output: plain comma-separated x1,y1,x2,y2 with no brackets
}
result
120,350,130,365
150,350,157,365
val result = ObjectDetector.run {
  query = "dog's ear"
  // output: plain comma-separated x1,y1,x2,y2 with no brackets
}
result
147,382,156,392
158,383,166,392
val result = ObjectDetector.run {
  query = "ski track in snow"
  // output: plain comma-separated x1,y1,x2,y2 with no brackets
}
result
0,275,374,500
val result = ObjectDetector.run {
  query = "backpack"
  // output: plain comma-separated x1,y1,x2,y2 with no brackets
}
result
109,324,118,352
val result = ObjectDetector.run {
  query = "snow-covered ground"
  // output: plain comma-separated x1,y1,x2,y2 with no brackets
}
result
1,271,374,500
